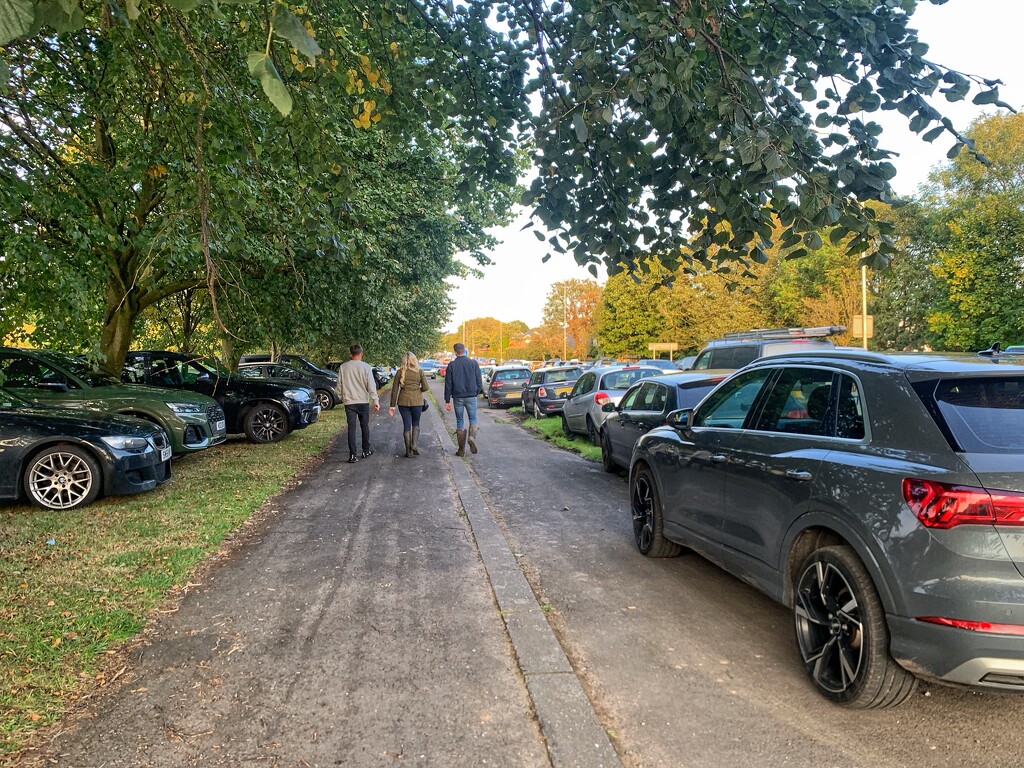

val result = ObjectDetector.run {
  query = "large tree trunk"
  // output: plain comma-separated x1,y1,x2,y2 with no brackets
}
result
99,283,140,376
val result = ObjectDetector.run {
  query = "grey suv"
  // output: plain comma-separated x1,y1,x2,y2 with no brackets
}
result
691,325,844,370
630,350,1024,707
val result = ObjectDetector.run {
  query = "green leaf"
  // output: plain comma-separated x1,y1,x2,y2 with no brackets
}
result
572,112,589,143
34,0,85,32
973,89,1001,106
165,0,200,10
126,0,141,20
921,125,945,143
271,4,322,63
947,142,963,160
247,52,293,117
0,0,34,45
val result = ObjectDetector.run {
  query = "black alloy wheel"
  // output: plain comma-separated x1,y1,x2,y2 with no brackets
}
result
601,428,617,473
24,444,101,510
793,545,917,708
629,466,682,557
243,403,290,443
315,389,335,411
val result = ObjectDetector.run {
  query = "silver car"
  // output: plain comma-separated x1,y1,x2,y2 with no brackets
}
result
561,365,662,444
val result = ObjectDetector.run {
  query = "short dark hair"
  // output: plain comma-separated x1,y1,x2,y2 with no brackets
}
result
350,344,362,357
453,343,466,355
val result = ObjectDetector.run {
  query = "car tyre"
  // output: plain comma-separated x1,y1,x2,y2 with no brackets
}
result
586,416,600,445
601,429,617,473
533,400,545,420
315,389,335,411
629,465,682,557
243,403,290,443
24,444,101,511
793,545,917,708
561,413,573,438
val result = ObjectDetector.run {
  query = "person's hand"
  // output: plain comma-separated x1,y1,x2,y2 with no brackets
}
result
373,402,381,413
445,402,451,412
388,407,395,416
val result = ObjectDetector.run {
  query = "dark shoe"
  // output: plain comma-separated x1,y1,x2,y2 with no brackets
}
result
403,431,413,458
455,429,467,457
410,427,421,456
362,449,374,458
468,424,478,454
347,454,358,463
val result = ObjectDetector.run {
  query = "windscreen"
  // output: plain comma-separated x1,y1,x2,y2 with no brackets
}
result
927,377,1024,453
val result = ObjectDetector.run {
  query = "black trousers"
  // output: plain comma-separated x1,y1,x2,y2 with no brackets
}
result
345,403,371,454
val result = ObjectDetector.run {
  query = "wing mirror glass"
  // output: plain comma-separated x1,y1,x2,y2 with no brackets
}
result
666,408,692,430
601,402,616,413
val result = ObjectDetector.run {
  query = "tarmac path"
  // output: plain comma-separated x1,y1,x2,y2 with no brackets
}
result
16,380,1024,768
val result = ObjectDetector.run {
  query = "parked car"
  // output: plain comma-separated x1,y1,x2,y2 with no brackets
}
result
0,387,172,511
420,360,441,379
0,347,225,457
690,325,845,370
676,355,697,371
522,365,583,419
561,365,662,444
600,371,731,471
240,353,339,384
326,360,391,389
637,358,682,372
479,364,496,388
237,361,338,411
122,351,319,444
629,349,1024,707
485,366,531,408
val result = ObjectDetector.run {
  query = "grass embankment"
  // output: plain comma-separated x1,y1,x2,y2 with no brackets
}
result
0,408,345,755
513,406,602,461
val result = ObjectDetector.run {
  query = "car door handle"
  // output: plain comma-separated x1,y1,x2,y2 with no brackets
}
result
785,469,814,481
710,454,728,464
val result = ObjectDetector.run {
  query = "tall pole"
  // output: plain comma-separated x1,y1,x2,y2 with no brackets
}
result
861,265,868,351
562,285,568,360
499,321,503,363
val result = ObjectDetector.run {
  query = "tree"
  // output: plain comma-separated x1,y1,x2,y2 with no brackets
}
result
440,318,529,359
594,262,668,358
539,279,602,358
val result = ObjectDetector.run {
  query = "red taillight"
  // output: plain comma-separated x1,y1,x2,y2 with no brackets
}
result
538,386,548,398
916,616,1024,636
492,381,502,389
902,478,1024,529
594,392,610,406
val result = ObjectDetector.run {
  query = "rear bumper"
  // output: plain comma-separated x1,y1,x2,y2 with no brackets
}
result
537,397,568,414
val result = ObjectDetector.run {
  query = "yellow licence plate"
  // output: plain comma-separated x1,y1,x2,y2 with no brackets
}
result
506,391,521,398
555,386,572,396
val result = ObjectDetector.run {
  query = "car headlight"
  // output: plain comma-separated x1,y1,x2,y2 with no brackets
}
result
284,389,311,401
100,435,150,450
167,402,204,414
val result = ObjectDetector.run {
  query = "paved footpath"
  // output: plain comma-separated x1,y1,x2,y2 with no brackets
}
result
19,398,617,768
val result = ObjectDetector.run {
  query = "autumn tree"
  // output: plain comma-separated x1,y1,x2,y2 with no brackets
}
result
539,279,602,358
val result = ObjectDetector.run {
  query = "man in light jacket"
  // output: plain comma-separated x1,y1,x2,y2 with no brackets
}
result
444,343,483,456
337,344,380,463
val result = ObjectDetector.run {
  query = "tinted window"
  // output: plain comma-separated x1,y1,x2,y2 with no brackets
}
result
543,368,580,384
122,357,147,384
693,369,773,429
530,372,542,385
237,367,262,378
675,380,723,410
753,368,835,436
571,373,596,397
618,385,642,411
599,369,656,391
494,369,530,382
927,377,1024,453
629,381,667,412
835,375,866,440
712,345,758,369
0,354,79,390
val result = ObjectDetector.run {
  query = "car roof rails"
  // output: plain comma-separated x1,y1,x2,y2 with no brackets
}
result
718,325,847,342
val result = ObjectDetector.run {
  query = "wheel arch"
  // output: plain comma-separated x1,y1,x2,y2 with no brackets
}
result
781,514,902,616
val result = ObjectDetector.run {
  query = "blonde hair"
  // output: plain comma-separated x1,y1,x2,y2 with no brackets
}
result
399,352,420,386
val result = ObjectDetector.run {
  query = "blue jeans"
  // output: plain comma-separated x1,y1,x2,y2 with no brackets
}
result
452,396,478,430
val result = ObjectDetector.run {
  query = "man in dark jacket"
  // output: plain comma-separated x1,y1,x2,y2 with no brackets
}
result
444,343,483,456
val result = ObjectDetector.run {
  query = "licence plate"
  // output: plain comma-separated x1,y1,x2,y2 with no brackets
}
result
555,387,572,397
160,446,172,462
215,419,226,432
506,391,521,399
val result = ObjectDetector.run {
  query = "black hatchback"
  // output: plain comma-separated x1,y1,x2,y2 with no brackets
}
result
486,366,531,408
522,366,582,419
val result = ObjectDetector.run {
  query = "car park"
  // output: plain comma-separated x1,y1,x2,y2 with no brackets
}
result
0,388,172,511
123,351,319,444
0,347,225,457
561,365,662,444
240,353,339,385
420,360,441,379
522,365,582,419
486,366,531,408
690,325,844,370
637,358,681,372
237,362,339,411
600,371,731,471
629,349,1024,707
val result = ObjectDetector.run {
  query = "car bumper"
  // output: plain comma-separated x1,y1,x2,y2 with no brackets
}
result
102,448,172,496
172,405,228,455
489,394,522,407
289,401,320,430
536,397,568,414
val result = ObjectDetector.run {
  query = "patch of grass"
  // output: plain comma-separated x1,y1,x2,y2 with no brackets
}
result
521,413,602,461
0,408,345,755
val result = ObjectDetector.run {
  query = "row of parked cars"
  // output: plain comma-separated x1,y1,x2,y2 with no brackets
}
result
0,347,345,512
494,326,1024,708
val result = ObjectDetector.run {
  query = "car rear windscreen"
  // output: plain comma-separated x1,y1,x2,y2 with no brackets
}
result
920,377,1024,453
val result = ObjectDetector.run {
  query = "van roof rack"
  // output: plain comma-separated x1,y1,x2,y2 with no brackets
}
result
719,325,847,342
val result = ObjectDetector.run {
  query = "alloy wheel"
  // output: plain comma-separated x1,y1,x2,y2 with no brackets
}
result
631,474,655,553
248,406,288,442
27,450,95,510
794,559,864,695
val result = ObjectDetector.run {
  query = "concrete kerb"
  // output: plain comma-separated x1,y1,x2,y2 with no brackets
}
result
425,401,621,768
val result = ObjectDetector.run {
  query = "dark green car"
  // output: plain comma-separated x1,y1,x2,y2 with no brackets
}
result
0,348,226,456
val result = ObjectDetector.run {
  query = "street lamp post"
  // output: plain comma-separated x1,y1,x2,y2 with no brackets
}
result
562,285,568,360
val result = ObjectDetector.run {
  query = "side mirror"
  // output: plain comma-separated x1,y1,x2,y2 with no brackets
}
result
196,372,212,382
601,402,616,413
666,408,692,431
37,381,69,393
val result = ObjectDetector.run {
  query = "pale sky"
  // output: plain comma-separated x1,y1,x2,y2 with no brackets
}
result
445,0,1024,332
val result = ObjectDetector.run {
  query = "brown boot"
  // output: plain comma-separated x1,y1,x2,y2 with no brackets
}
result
468,424,479,454
410,427,421,455
403,431,413,458
455,429,467,457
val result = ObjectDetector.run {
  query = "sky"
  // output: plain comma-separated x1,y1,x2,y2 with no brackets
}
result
443,0,1024,332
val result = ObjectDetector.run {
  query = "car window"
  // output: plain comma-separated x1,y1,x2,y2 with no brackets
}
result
618,385,642,411
712,345,758,369
495,369,529,382
237,367,262,378
600,369,655,391
921,376,1024,453
122,357,147,384
0,354,78,390
836,375,866,440
530,372,542,385
692,369,773,429
543,369,579,384
692,351,712,370
570,373,595,397
628,381,665,412
752,368,835,436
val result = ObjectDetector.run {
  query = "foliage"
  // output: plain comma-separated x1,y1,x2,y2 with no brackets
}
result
594,261,669,358
513,0,1011,276
539,279,602,358
440,317,530,359
0,408,346,755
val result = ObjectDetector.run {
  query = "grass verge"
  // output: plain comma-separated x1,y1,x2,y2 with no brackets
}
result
518,409,602,461
0,408,345,755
